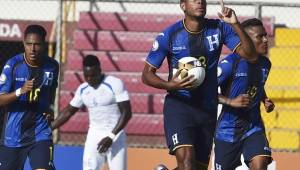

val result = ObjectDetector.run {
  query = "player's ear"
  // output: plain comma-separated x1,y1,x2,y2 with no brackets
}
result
180,2,186,12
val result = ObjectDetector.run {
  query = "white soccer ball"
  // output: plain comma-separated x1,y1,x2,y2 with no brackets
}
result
173,57,205,88
155,164,168,170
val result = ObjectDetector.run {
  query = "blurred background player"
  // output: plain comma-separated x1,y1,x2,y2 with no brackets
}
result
215,18,275,170
142,0,258,169
51,55,132,170
0,24,58,170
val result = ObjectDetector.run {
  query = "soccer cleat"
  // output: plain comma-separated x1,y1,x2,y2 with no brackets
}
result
155,164,169,170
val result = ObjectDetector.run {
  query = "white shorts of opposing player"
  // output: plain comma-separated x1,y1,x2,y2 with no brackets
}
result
83,129,127,170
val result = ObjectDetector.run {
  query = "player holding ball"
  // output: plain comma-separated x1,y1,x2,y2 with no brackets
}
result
143,0,258,169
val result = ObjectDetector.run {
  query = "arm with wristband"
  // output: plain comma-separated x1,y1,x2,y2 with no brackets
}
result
0,79,34,107
97,79,132,154
97,100,132,153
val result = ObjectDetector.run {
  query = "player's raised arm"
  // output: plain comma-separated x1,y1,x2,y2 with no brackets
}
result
218,0,258,62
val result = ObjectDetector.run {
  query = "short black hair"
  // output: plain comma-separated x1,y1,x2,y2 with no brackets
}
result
83,55,100,67
241,18,263,29
24,25,47,41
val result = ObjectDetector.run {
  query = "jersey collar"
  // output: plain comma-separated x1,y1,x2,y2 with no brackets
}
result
182,19,205,34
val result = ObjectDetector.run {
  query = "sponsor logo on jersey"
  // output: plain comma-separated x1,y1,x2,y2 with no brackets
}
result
172,46,187,51
235,72,247,77
15,77,26,81
172,46,187,54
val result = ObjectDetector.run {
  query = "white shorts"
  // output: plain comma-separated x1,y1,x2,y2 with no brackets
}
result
83,129,127,170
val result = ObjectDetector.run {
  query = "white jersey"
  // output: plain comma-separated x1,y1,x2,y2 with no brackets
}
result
70,75,129,131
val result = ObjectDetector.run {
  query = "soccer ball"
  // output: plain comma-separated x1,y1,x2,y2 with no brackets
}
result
173,57,205,88
155,164,168,170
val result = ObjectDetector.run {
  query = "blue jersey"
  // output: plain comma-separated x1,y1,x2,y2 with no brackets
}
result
216,53,271,142
0,54,59,147
146,19,240,113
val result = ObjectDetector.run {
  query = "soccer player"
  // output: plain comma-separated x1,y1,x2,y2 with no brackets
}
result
215,18,275,170
0,25,59,170
51,55,132,170
142,0,258,169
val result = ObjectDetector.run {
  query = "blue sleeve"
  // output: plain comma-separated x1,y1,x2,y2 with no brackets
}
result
145,32,169,69
217,55,234,85
221,21,241,52
0,60,13,94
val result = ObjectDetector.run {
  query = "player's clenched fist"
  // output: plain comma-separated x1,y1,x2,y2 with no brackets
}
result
263,98,275,113
97,137,113,153
21,79,34,94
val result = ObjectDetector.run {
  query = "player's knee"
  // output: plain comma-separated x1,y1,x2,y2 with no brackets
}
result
250,157,269,170
181,158,193,170
175,147,195,170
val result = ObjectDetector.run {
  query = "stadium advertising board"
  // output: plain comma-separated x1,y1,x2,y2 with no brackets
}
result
0,20,53,41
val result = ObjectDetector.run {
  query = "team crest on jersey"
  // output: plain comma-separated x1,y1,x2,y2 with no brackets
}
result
0,73,6,84
152,40,159,51
44,72,54,86
206,34,220,51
